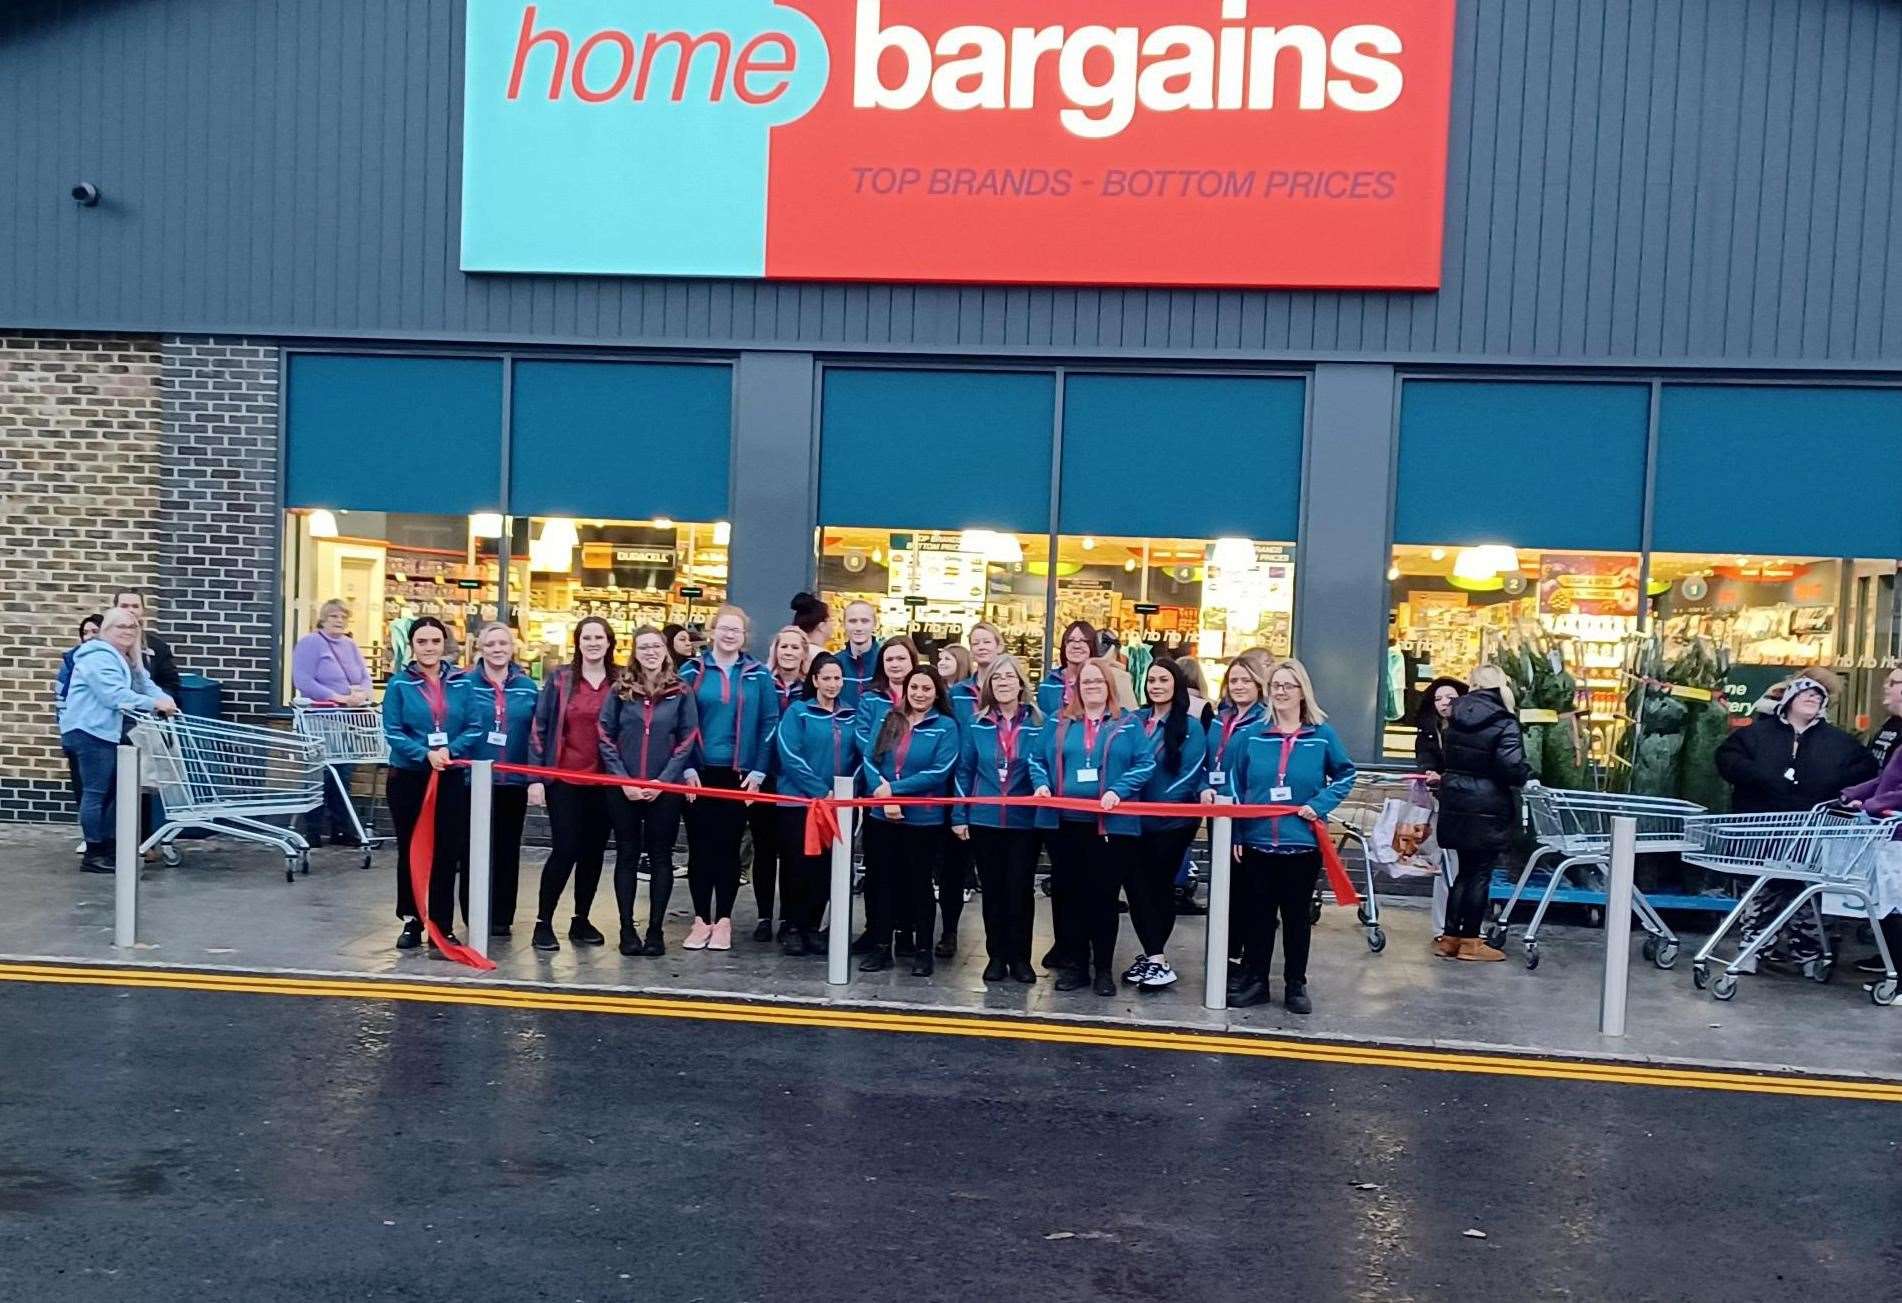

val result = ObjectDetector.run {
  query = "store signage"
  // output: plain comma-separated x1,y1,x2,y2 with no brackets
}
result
456,579,483,590
460,0,1458,288
1538,555,1639,617
679,585,706,598
1133,602,1161,615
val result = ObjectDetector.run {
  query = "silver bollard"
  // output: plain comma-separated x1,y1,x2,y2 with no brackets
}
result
468,760,494,959
827,777,854,986
1204,796,1235,1011
114,743,141,949
1600,814,1637,1036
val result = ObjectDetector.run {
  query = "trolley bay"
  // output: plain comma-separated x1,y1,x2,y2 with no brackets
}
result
0,974,1898,1302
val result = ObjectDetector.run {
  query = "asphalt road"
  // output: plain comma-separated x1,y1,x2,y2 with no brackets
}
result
1,979,1898,1302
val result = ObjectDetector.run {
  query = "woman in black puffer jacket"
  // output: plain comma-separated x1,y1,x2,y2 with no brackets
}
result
1435,665,1533,962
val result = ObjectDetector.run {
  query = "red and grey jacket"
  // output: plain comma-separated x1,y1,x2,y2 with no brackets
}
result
679,651,781,779
598,680,698,785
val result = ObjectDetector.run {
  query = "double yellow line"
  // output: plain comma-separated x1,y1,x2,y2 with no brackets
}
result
3,959,1897,1103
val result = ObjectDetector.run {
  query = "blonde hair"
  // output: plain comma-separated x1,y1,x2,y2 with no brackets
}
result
1266,657,1328,726
968,621,1004,653
1176,656,1209,698
769,624,809,674
1060,657,1124,722
710,604,750,636
316,598,351,625
1467,664,1518,714
976,653,1043,724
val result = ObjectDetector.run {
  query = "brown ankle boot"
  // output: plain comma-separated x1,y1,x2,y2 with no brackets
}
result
1458,937,1506,962
1433,935,1462,958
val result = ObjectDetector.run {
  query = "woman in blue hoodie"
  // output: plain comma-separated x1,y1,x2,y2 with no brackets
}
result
678,605,781,952
773,652,860,957
599,627,698,957
382,616,486,954
951,653,1043,984
857,666,961,978
1124,657,1209,992
1226,657,1357,1014
1029,658,1156,996
58,609,174,873
465,623,541,938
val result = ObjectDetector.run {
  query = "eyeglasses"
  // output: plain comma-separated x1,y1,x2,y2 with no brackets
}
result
1269,682,1301,693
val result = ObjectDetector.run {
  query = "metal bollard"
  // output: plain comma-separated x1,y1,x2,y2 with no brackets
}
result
468,761,494,959
827,777,854,986
1599,815,1637,1036
114,743,141,949
1204,796,1234,1011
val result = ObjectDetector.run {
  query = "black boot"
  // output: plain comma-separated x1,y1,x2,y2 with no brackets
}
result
531,920,560,952
910,948,935,978
981,959,1008,982
858,945,893,973
1283,981,1313,1015
753,919,774,943
619,927,642,956
569,918,605,946
781,927,807,957
1054,968,1089,992
642,926,666,957
80,842,114,874
1230,974,1271,1008
850,930,876,955
395,918,424,950
934,927,957,959
1010,961,1038,984
895,932,917,958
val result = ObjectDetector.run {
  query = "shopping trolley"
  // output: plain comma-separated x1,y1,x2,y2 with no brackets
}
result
1683,804,1900,1006
126,711,325,881
1485,787,1699,971
1325,769,1438,954
291,698,391,869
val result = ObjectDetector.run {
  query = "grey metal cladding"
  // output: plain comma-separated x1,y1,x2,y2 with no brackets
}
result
3,0,1899,367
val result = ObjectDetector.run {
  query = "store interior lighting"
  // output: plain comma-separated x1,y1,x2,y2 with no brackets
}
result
539,517,580,549
1211,537,1256,571
1081,536,1096,551
468,512,503,538
528,535,572,573
712,521,730,545
958,529,1024,563
652,517,674,531
306,509,339,538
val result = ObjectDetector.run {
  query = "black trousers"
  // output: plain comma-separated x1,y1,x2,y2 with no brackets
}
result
937,825,973,939
1446,850,1495,939
490,786,528,928
775,805,830,933
1236,847,1322,985
537,781,610,925
609,792,684,934
862,816,939,948
686,766,747,922
386,766,470,930
970,825,1036,965
1132,824,1198,957
1049,821,1136,977
747,786,783,925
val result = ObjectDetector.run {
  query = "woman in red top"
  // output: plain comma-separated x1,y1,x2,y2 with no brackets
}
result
528,617,619,953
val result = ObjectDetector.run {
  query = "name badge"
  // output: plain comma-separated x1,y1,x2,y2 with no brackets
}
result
997,767,1011,786
487,731,509,747
1207,769,1225,786
426,732,450,749
1076,767,1100,784
1270,785,1294,802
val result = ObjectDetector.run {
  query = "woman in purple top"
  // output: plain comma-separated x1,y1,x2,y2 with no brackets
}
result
291,599,374,846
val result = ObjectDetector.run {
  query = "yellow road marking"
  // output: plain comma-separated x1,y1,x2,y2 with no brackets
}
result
2,960,1896,1103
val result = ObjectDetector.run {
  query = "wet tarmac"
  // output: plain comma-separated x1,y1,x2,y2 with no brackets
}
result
1,977,1898,1301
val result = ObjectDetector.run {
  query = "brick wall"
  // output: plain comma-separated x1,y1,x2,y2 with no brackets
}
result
158,338,279,721
0,335,164,820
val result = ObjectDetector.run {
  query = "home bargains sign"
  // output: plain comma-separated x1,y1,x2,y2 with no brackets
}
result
460,0,1457,288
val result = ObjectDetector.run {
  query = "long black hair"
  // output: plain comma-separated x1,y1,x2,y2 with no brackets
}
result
661,622,691,668
875,666,952,759
1145,655,1192,772
789,591,829,637
802,651,843,702
571,615,619,681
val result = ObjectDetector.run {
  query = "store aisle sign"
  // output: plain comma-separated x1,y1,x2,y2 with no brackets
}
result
460,0,1458,288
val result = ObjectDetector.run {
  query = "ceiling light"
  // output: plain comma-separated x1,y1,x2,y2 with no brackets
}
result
1124,558,1137,572
306,509,338,538
1211,537,1255,570
1429,548,1446,562
468,512,503,539
1452,547,1499,582
1081,537,1096,551
1386,565,1401,581
539,518,579,549
712,521,730,545
652,517,674,531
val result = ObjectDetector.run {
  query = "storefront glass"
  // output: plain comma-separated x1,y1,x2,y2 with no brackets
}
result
1383,544,1641,770
817,527,1051,674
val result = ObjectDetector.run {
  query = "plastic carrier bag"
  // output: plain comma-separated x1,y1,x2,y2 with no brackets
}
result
1371,780,1441,877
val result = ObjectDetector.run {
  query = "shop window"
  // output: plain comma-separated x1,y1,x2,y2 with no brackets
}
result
1648,553,1899,728
1384,544,1641,773
818,527,1051,675
515,517,729,673
281,509,503,697
1052,534,1296,695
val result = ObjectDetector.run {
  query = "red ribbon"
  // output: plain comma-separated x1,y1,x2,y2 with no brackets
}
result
408,771,498,972
487,761,1361,907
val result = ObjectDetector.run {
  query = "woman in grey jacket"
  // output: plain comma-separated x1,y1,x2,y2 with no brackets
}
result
599,627,699,956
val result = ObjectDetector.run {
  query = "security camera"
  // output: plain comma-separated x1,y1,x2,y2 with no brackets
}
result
71,182,100,207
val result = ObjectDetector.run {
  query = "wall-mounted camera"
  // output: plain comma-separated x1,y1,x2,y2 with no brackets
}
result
71,182,100,207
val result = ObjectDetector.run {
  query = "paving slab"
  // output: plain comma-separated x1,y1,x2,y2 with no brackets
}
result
2,823,1896,1079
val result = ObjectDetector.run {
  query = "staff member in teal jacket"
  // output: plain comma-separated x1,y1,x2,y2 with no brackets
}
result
382,616,486,955
1029,658,1156,997
773,652,860,957
599,627,698,957
465,622,540,939
678,605,781,953
1226,657,1357,1015
1126,657,1208,992
951,653,1043,984
835,599,882,709
857,666,961,978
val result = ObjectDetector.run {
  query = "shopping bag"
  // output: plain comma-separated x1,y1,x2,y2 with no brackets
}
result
1822,839,1902,918
1372,782,1440,877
